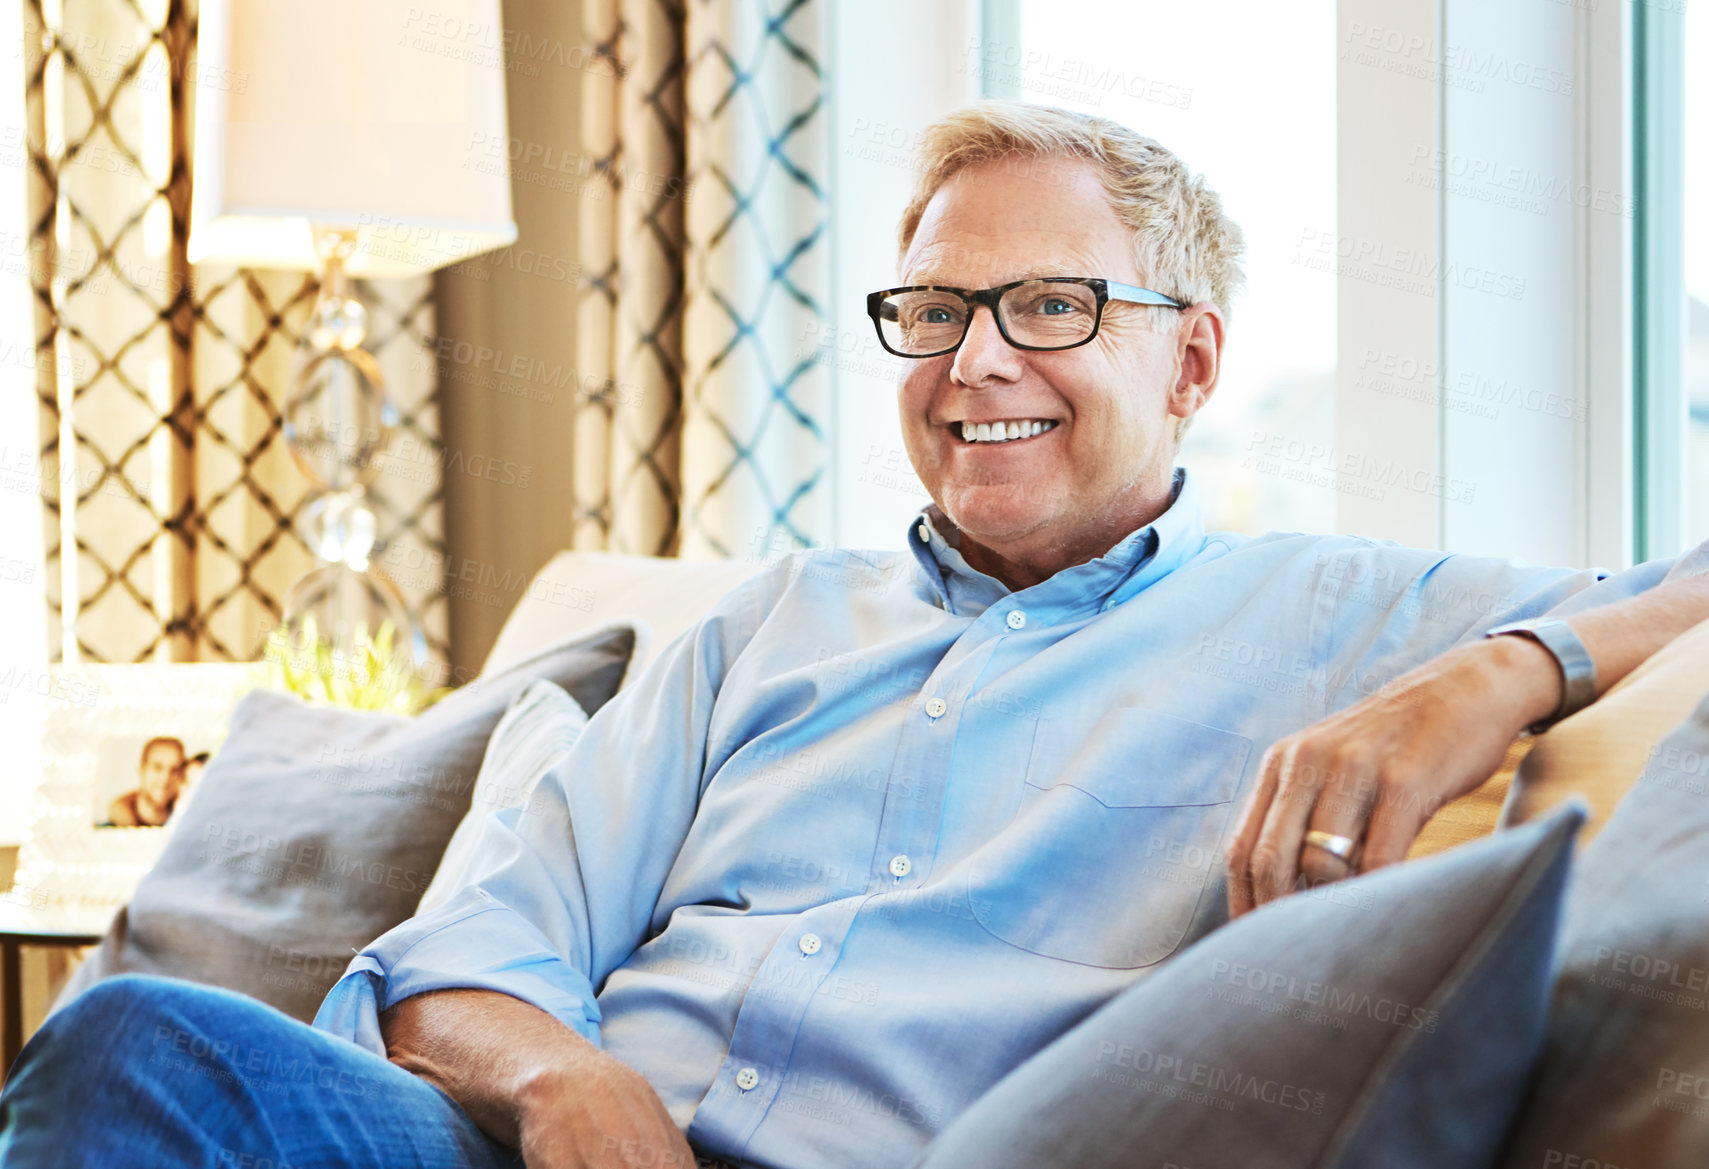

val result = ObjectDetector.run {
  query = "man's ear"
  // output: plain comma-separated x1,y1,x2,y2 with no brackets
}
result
1168,300,1225,425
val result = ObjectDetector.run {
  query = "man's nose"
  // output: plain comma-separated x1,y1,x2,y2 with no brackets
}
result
950,304,1022,387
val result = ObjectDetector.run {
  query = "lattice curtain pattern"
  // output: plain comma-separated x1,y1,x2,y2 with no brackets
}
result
575,0,830,559
21,0,448,667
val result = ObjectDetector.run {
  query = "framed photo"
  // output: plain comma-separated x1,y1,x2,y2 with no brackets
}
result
10,664,257,912
93,736,217,830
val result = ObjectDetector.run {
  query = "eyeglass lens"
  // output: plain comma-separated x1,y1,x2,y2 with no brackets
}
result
876,282,1100,355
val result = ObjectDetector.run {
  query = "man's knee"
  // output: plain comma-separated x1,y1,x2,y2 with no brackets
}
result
39,973,222,1063
52,973,193,1026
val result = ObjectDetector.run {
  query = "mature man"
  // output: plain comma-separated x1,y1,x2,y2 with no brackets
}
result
4,103,1707,1169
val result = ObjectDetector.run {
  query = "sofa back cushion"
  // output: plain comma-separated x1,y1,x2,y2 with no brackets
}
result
481,551,765,679
1497,690,1709,1164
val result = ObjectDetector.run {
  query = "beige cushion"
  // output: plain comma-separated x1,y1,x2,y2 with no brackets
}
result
1410,615,1709,859
1406,740,1531,860
482,551,768,681
1504,614,1709,839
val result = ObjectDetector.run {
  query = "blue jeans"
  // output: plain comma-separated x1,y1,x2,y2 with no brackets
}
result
0,974,522,1169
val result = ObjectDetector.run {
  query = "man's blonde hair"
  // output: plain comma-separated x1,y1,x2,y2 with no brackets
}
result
897,102,1246,326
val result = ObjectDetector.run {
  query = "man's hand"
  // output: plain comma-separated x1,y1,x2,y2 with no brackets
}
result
508,1051,697,1169
1225,571,1709,917
1224,634,1560,917
381,988,696,1169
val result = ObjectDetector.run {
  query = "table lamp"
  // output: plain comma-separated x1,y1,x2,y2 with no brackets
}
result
188,0,516,666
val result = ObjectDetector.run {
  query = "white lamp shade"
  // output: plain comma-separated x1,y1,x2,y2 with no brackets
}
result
189,0,517,276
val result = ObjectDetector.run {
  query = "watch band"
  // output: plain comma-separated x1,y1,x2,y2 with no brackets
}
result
1484,619,1600,734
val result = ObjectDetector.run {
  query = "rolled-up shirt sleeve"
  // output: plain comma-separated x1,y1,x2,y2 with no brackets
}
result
1308,541,1687,716
313,567,779,1058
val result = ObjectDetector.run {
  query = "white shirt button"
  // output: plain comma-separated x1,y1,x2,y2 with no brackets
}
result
924,696,947,719
1006,609,1027,630
889,854,912,877
917,522,930,543
798,933,822,956
735,1066,760,1091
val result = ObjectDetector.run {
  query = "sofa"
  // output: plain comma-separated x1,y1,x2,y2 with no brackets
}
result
41,548,1709,1167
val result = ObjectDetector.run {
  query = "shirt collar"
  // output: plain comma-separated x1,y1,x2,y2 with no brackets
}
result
907,468,1205,619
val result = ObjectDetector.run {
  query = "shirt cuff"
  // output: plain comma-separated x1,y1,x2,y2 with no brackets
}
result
311,885,604,1058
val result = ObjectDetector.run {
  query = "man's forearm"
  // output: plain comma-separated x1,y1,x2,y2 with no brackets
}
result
1567,569,1709,704
378,987,695,1167
1498,569,1709,728
379,987,596,1149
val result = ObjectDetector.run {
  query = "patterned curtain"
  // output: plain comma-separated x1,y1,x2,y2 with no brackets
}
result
21,0,448,666
575,0,830,559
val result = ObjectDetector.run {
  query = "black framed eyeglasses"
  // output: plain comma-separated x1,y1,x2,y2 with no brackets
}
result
865,277,1187,359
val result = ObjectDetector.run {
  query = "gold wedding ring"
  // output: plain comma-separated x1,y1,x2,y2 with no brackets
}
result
1303,830,1359,864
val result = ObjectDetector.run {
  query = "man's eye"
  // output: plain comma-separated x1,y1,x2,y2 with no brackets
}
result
922,307,955,324
1039,298,1080,316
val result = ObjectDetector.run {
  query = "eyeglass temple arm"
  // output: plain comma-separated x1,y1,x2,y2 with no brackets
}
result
1105,280,1188,309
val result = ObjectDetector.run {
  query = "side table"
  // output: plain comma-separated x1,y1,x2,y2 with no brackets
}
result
0,901,108,1083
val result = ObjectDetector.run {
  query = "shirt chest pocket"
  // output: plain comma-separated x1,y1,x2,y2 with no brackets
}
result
965,708,1253,969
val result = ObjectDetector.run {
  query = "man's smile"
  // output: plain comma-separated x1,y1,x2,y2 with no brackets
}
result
949,418,1062,445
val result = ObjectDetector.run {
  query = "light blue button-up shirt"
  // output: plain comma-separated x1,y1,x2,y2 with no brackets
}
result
315,471,1675,1169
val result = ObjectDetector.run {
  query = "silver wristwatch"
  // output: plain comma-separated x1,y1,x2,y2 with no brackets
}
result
1483,618,1599,735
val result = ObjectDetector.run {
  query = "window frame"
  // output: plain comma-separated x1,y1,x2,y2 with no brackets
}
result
1632,0,1689,561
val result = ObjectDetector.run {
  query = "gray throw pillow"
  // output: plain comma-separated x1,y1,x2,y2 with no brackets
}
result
913,803,1585,1169
1498,690,1709,1164
54,625,634,1022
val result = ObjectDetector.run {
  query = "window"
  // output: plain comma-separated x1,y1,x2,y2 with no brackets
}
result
1686,8,1709,546
1637,0,1709,558
994,0,1339,536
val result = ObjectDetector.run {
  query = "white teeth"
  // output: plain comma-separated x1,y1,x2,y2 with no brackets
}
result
958,419,1057,444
